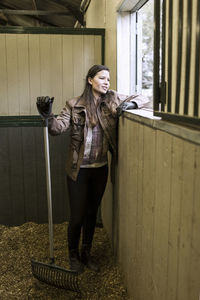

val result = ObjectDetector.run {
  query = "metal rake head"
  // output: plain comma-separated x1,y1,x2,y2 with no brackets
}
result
31,260,80,292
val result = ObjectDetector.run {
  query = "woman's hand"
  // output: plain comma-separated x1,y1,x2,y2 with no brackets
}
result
36,96,54,118
116,101,138,116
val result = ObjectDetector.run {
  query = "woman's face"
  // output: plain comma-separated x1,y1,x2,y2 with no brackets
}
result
88,70,110,98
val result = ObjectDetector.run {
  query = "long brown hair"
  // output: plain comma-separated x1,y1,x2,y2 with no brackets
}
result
80,64,116,127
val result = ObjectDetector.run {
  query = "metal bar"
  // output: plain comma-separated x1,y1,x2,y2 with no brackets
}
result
175,0,184,113
0,9,71,16
80,0,91,13
153,0,161,111
194,0,200,117
184,0,192,115
44,124,54,261
167,0,173,112
161,0,166,111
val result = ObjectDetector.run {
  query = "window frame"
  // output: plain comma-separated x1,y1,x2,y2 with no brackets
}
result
117,0,200,128
117,0,155,104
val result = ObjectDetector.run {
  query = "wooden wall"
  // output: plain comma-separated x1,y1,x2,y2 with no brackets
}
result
0,29,103,225
0,127,71,225
0,32,102,116
102,114,200,300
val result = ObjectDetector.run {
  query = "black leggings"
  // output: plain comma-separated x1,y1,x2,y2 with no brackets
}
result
67,165,108,250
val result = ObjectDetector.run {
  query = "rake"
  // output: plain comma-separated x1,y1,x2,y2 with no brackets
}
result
31,118,80,292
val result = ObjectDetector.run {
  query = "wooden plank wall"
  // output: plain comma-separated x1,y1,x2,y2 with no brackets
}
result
0,126,102,226
102,116,200,300
0,33,101,116
0,127,70,225
0,32,102,225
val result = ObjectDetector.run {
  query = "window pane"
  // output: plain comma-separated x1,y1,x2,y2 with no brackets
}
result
138,0,154,106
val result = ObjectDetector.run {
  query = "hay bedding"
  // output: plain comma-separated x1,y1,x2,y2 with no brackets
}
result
0,222,129,299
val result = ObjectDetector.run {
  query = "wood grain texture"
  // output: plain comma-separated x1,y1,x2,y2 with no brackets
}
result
104,116,200,300
0,33,103,116
0,34,8,115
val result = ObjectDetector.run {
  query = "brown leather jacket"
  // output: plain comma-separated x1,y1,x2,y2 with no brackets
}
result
48,90,149,181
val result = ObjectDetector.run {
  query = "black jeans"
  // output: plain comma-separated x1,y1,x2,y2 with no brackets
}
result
67,165,108,250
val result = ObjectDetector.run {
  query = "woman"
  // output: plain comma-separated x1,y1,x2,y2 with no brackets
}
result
36,64,148,273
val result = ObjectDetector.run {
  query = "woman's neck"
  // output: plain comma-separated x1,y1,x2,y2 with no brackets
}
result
93,94,101,106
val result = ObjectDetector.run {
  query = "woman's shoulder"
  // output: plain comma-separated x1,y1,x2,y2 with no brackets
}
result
65,96,81,108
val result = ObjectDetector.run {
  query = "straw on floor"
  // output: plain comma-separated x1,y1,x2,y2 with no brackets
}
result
0,222,129,299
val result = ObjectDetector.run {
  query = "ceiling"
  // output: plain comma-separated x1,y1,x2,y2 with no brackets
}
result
0,0,91,27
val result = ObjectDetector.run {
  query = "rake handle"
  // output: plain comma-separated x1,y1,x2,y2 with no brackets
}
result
44,119,54,263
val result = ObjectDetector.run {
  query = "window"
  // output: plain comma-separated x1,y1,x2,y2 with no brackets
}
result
133,0,154,106
117,0,200,127
117,0,154,109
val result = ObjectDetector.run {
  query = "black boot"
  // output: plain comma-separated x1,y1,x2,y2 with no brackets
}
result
81,244,100,272
69,249,84,274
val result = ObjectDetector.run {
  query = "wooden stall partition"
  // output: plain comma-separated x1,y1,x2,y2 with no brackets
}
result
102,113,200,300
0,28,104,116
0,28,104,225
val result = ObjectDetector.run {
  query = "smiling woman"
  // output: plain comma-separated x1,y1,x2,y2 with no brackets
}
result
88,69,110,98
36,64,149,274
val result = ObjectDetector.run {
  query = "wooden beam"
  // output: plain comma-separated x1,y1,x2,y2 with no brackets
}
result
58,0,84,25
0,9,71,16
4,13,59,27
